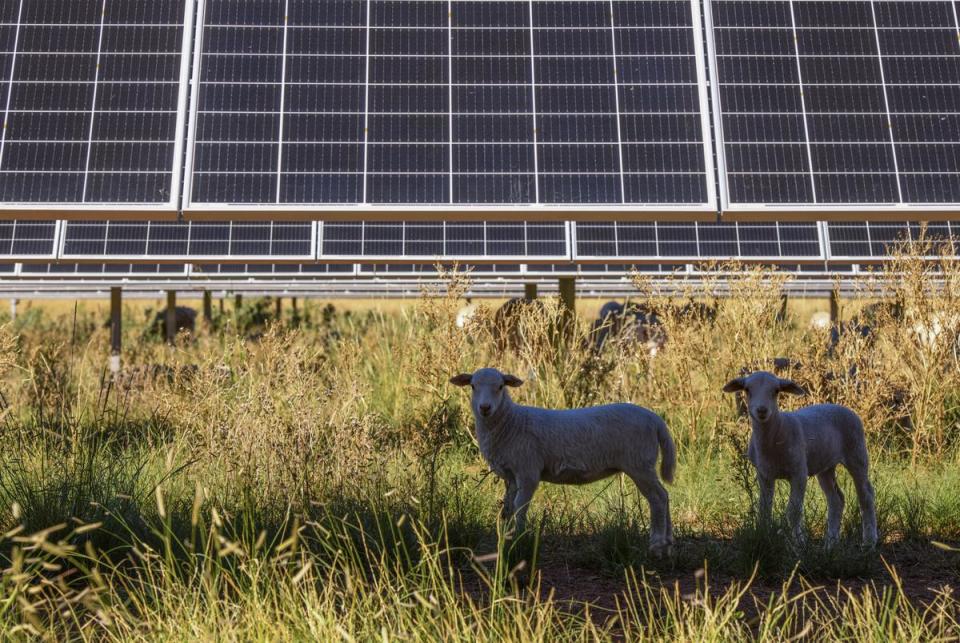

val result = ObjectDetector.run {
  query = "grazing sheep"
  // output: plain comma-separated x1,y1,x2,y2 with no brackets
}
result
491,297,545,353
591,301,665,356
722,371,877,548
450,368,676,556
456,301,478,329
147,306,197,339
809,311,831,330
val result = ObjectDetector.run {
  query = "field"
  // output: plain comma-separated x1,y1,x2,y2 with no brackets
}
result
0,251,958,640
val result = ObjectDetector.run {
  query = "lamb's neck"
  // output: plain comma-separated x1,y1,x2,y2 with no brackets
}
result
751,412,788,452
475,397,521,440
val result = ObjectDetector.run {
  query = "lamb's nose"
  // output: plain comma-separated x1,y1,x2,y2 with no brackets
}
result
479,404,491,416
755,406,769,419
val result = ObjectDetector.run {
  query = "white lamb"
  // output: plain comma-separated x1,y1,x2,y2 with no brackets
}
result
450,368,676,556
722,371,877,548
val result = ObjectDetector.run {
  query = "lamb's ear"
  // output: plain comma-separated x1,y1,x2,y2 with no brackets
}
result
449,373,473,387
778,378,806,396
722,377,745,393
502,374,524,387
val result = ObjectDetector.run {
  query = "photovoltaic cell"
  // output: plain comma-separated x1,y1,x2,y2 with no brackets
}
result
59,221,315,258
574,221,823,259
826,220,958,258
186,0,713,210
0,0,190,206
709,0,960,209
320,221,568,258
0,220,58,256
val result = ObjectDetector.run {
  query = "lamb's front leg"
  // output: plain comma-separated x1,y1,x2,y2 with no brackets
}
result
786,474,808,543
511,476,540,535
501,476,517,521
757,472,775,525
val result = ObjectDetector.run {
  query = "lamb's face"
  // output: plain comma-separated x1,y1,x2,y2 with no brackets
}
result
470,370,508,418
722,370,806,425
449,368,523,419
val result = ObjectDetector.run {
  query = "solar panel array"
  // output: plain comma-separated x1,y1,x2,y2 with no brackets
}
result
2,219,952,265
0,0,958,272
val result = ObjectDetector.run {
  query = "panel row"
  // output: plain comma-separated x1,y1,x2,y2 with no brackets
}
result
2,1,960,214
1,219,956,261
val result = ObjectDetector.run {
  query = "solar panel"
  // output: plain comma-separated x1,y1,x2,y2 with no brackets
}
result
0,220,59,258
59,221,316,260
825,220,958,259
193,263,355,276
183,0,715,217
320,220,569,259
0,0,192,214
574,221,824,260
19,263,188,276
573,262,686,274
707,0,960,216
357,263,523,275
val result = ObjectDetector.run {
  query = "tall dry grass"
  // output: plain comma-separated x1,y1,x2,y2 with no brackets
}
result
0,244,957,638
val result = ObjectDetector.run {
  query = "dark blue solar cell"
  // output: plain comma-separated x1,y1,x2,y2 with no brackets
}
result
281,174,363,203
539,174,621,204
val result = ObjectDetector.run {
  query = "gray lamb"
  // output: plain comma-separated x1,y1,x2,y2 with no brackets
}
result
451,368,676,556
723,370,877,547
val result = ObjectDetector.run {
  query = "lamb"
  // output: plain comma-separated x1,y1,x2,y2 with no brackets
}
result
450,367,676,556
591,301,666,356
722,371,877,548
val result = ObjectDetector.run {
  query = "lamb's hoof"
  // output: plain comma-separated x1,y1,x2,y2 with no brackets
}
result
649,542,673,559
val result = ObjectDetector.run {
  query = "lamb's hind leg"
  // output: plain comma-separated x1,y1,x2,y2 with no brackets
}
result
846,455,878,547
816,466,845,548
627,467,672,557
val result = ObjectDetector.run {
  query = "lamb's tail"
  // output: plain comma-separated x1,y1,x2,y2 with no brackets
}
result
655,417,676,484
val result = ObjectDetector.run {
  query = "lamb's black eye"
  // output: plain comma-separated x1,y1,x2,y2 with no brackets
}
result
498,385,503,391
471,385,475,390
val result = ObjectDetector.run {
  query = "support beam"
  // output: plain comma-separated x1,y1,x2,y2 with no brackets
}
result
202,290,213,326
776,293,789,323
524,283,538,300
9,298,16,321
165,291,176,345
110,287,122,374
558,277,576,320
291,297,300,327
234,293,243,311
219,297,225,315
829,287,841,324
275,296,282,322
